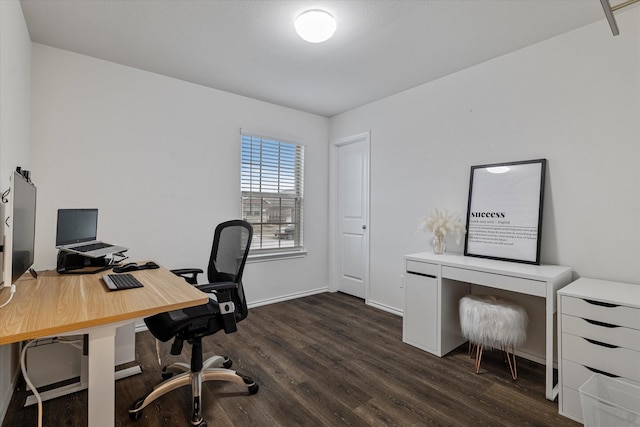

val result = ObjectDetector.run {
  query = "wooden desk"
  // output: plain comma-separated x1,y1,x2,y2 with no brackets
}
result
0,265,208,427
403,252,572,400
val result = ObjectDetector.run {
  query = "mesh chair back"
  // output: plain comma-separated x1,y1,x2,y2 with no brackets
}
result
207,220,252,321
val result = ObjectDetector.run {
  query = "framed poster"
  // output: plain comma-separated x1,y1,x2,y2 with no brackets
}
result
463,159,547,264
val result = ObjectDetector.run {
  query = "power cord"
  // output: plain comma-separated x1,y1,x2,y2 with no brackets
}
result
20,340,42,427
20,337,84,427
0,285,16,308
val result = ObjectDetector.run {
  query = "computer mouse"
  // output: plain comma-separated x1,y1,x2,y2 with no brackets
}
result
113,263,139,273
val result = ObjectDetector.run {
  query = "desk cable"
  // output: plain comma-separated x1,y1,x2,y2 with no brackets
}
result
0,285,16,309
20,340,42,427
21,337,83,427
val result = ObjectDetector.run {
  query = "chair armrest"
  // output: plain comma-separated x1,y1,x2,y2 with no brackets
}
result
196,281,240,334
170,268,204,285
195,281,238,294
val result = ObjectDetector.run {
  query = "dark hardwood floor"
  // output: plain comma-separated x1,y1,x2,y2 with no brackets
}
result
3,292,579,426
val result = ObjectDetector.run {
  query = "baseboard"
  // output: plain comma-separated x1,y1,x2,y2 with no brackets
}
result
134,287,330,334
514,349,547,366
134,323,148,334
366,300,403,317
248,287,329,309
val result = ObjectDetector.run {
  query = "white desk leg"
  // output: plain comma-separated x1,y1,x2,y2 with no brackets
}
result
545,295,557,401
87,325,118,427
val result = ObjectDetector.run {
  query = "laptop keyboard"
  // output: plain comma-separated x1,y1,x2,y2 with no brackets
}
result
102,274,144,291
74,242,113,252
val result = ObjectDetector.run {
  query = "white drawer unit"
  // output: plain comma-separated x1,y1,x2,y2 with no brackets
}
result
558,277,640,423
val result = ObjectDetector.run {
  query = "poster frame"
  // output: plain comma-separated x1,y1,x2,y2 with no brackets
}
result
463,158,547,265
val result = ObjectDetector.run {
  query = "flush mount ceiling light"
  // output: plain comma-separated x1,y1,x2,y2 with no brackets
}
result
295,10,336,43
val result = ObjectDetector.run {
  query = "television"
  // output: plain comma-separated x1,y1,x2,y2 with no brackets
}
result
2,170,37,287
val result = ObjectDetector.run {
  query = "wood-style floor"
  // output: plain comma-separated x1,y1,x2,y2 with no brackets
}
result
3,292,579,426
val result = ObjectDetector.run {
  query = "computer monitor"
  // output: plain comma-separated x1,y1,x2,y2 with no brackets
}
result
2,170,37,287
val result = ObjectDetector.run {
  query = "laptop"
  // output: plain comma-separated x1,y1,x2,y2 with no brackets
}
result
55,209,128,258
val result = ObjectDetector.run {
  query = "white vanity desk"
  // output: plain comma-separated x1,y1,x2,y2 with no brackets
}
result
403,252,572,400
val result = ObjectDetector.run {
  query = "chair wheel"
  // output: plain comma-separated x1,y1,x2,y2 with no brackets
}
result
128,398,144,420
223,359,233,369
248,383,259,395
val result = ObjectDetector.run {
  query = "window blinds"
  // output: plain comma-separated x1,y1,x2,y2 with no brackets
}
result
241,132,304,252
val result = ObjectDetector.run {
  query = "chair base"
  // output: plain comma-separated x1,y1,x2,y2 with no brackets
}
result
129,355,258,426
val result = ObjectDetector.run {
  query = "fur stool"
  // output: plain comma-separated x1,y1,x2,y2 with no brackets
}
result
459,295,528,380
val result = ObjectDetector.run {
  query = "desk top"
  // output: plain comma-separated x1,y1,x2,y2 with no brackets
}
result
405,252,572,282
0,264,208,345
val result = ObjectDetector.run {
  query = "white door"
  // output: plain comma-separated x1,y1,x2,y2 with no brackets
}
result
336,134,369,299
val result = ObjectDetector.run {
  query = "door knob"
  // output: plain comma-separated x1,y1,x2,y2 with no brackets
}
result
362,225,367,230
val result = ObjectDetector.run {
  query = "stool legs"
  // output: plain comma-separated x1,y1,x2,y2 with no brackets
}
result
469,342,518,380
460,295,527,381
504,346,517,380
469,341,485,374
474,343,484,374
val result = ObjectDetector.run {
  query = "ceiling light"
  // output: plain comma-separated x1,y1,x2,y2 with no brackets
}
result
295,10,336,43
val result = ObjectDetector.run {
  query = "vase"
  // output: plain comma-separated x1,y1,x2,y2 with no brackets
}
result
433,234,446,254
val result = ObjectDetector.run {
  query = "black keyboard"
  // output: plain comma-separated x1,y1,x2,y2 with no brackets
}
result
102,274,144,291
74,242,113,252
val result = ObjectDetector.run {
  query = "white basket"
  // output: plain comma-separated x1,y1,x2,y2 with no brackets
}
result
579,374,640,427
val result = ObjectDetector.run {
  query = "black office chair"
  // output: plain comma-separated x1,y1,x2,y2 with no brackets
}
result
129,220,258,427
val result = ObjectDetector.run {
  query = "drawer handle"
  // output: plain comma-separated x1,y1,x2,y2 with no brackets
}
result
585,366,619,378
584,338,619,349
407,271,436,279
585,319,619,328
584,299,620,308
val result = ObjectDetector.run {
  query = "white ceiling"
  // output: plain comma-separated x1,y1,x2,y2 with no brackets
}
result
20,0,616,117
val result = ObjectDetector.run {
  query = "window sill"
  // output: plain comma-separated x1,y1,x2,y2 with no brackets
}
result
247,250,307,263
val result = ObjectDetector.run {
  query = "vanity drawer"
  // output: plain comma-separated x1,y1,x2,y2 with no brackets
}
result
562,333,640,382
406,260,439,277
561,296,640,330
562,314,640,351
441,266,545,297
562,359,617,391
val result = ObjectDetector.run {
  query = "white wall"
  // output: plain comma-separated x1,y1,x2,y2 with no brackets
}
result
30,44,330,306
0,0,31,419
330,9,640,313
0,1,31,187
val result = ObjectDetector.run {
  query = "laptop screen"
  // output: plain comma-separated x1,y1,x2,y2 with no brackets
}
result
56,209,99,246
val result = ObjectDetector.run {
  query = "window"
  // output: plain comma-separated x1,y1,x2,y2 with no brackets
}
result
241,132,304,255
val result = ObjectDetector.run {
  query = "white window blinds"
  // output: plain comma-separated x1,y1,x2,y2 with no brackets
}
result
241,132,304,253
